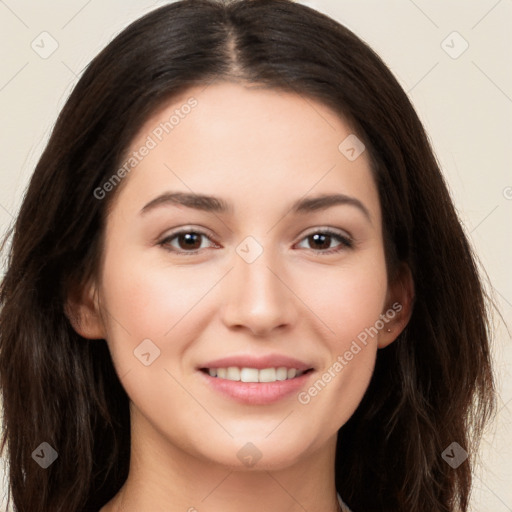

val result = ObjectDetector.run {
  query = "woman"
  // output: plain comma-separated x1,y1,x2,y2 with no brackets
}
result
0,1,496,511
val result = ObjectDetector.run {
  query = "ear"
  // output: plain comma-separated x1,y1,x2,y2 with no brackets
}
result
377,263,415,349
64,278,106,340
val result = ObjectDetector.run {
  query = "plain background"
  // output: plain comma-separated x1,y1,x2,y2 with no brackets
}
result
0,0,510,510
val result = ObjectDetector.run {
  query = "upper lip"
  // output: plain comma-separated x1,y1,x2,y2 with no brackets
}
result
199,354,314,371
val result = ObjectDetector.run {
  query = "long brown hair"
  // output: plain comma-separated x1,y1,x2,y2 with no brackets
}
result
0,1,496,510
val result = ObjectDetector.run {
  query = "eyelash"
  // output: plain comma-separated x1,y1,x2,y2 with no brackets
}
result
158,227,354,256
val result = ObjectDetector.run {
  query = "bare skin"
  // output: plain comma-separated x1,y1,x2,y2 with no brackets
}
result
68,81,413,512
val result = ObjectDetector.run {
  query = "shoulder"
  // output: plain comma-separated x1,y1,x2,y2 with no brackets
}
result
337,493,353,512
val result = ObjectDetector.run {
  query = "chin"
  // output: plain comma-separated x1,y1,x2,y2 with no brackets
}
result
194,434,316,472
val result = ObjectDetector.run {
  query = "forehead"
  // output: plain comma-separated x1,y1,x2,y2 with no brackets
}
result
110,81,380,224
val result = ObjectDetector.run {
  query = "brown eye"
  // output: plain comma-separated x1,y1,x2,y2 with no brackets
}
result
307,233,333,250
160,230,217,254
175,232,203,251
296,229,353,254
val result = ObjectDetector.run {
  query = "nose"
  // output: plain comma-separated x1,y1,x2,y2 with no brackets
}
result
220,244,298,337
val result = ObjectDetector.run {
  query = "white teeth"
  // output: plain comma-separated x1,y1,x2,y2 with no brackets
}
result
259,368,276,383
240,368,259,382
226,366,240,381
205,366,307,383
276,367,288,381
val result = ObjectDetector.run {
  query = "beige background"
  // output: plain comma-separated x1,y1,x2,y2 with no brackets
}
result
0,0,510,510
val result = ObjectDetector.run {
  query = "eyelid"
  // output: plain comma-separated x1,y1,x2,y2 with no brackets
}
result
300,226,352,241
295,227,354,254
158,226,354,255
158,226,219,254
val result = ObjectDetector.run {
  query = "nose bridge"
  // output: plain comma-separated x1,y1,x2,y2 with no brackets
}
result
222,235,296,335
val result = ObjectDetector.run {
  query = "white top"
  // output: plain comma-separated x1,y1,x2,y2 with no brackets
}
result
337,493,352,512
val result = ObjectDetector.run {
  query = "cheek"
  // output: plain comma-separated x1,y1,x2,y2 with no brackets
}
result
95,235,388,459
97,241,233,379
293,256,387,424
97,243,188,365
100,236,388,361
305,258,388,344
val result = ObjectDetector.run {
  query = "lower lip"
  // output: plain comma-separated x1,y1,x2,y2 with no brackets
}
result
199,370,313,405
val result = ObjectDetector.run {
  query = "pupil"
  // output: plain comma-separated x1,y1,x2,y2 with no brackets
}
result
311,233,330,250
180,233,200,250
176,233,333,251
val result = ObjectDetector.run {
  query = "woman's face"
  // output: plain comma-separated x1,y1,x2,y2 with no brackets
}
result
88,81,402,470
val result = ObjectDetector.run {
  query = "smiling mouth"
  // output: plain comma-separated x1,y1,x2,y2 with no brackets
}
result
200,367,314,383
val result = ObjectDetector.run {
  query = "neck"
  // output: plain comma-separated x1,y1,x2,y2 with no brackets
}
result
101,407,341,512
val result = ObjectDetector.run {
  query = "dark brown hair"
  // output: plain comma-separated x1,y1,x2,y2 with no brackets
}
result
0,1,496,511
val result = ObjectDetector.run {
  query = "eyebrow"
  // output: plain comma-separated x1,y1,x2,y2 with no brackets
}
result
140,191,371,222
